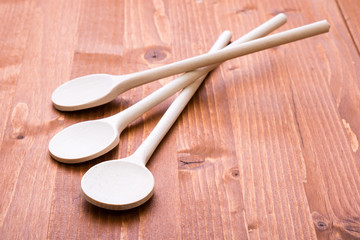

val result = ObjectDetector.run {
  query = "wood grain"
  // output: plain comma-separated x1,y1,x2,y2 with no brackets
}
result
1,0,359,239
336,0,360,52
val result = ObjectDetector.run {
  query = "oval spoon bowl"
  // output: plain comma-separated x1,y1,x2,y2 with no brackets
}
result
52,74,117,111
49,120,119,163
81,160,155,210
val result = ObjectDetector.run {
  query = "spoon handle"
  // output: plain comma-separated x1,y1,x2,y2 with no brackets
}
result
130,14,288,165
115,17,329,94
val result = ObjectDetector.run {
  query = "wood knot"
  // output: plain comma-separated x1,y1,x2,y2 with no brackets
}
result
16,134,25,140
312,212,360,238
230,167,240,178
312,211,330,231
144,46,168,63
178,152,206,170
177,145,222,170
317,221,328,230
248,222,258,232
11,102,29,139
178,157,205,170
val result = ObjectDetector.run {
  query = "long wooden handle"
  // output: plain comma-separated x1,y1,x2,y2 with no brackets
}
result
117,19,330,94
130,14,289,165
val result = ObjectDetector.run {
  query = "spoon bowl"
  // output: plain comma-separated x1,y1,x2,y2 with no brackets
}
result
81,160,155,210
49,120,119,163
52,74,119,111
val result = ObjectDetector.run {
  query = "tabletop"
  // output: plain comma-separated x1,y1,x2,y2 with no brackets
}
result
1,0,360,239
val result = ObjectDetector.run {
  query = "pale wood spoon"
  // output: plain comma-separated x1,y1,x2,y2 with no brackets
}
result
51,15,326,112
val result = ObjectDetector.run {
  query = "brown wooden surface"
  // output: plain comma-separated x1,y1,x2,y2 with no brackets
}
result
1,0,360,239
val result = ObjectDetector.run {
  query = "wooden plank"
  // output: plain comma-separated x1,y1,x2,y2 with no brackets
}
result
296,0,360,238
0,0,81,239
333,0,360,161
336,0,360,52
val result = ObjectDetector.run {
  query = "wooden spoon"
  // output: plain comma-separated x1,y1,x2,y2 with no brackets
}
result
51,15,325,111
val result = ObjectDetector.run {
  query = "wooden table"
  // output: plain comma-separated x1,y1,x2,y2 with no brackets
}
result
1,0,359,239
